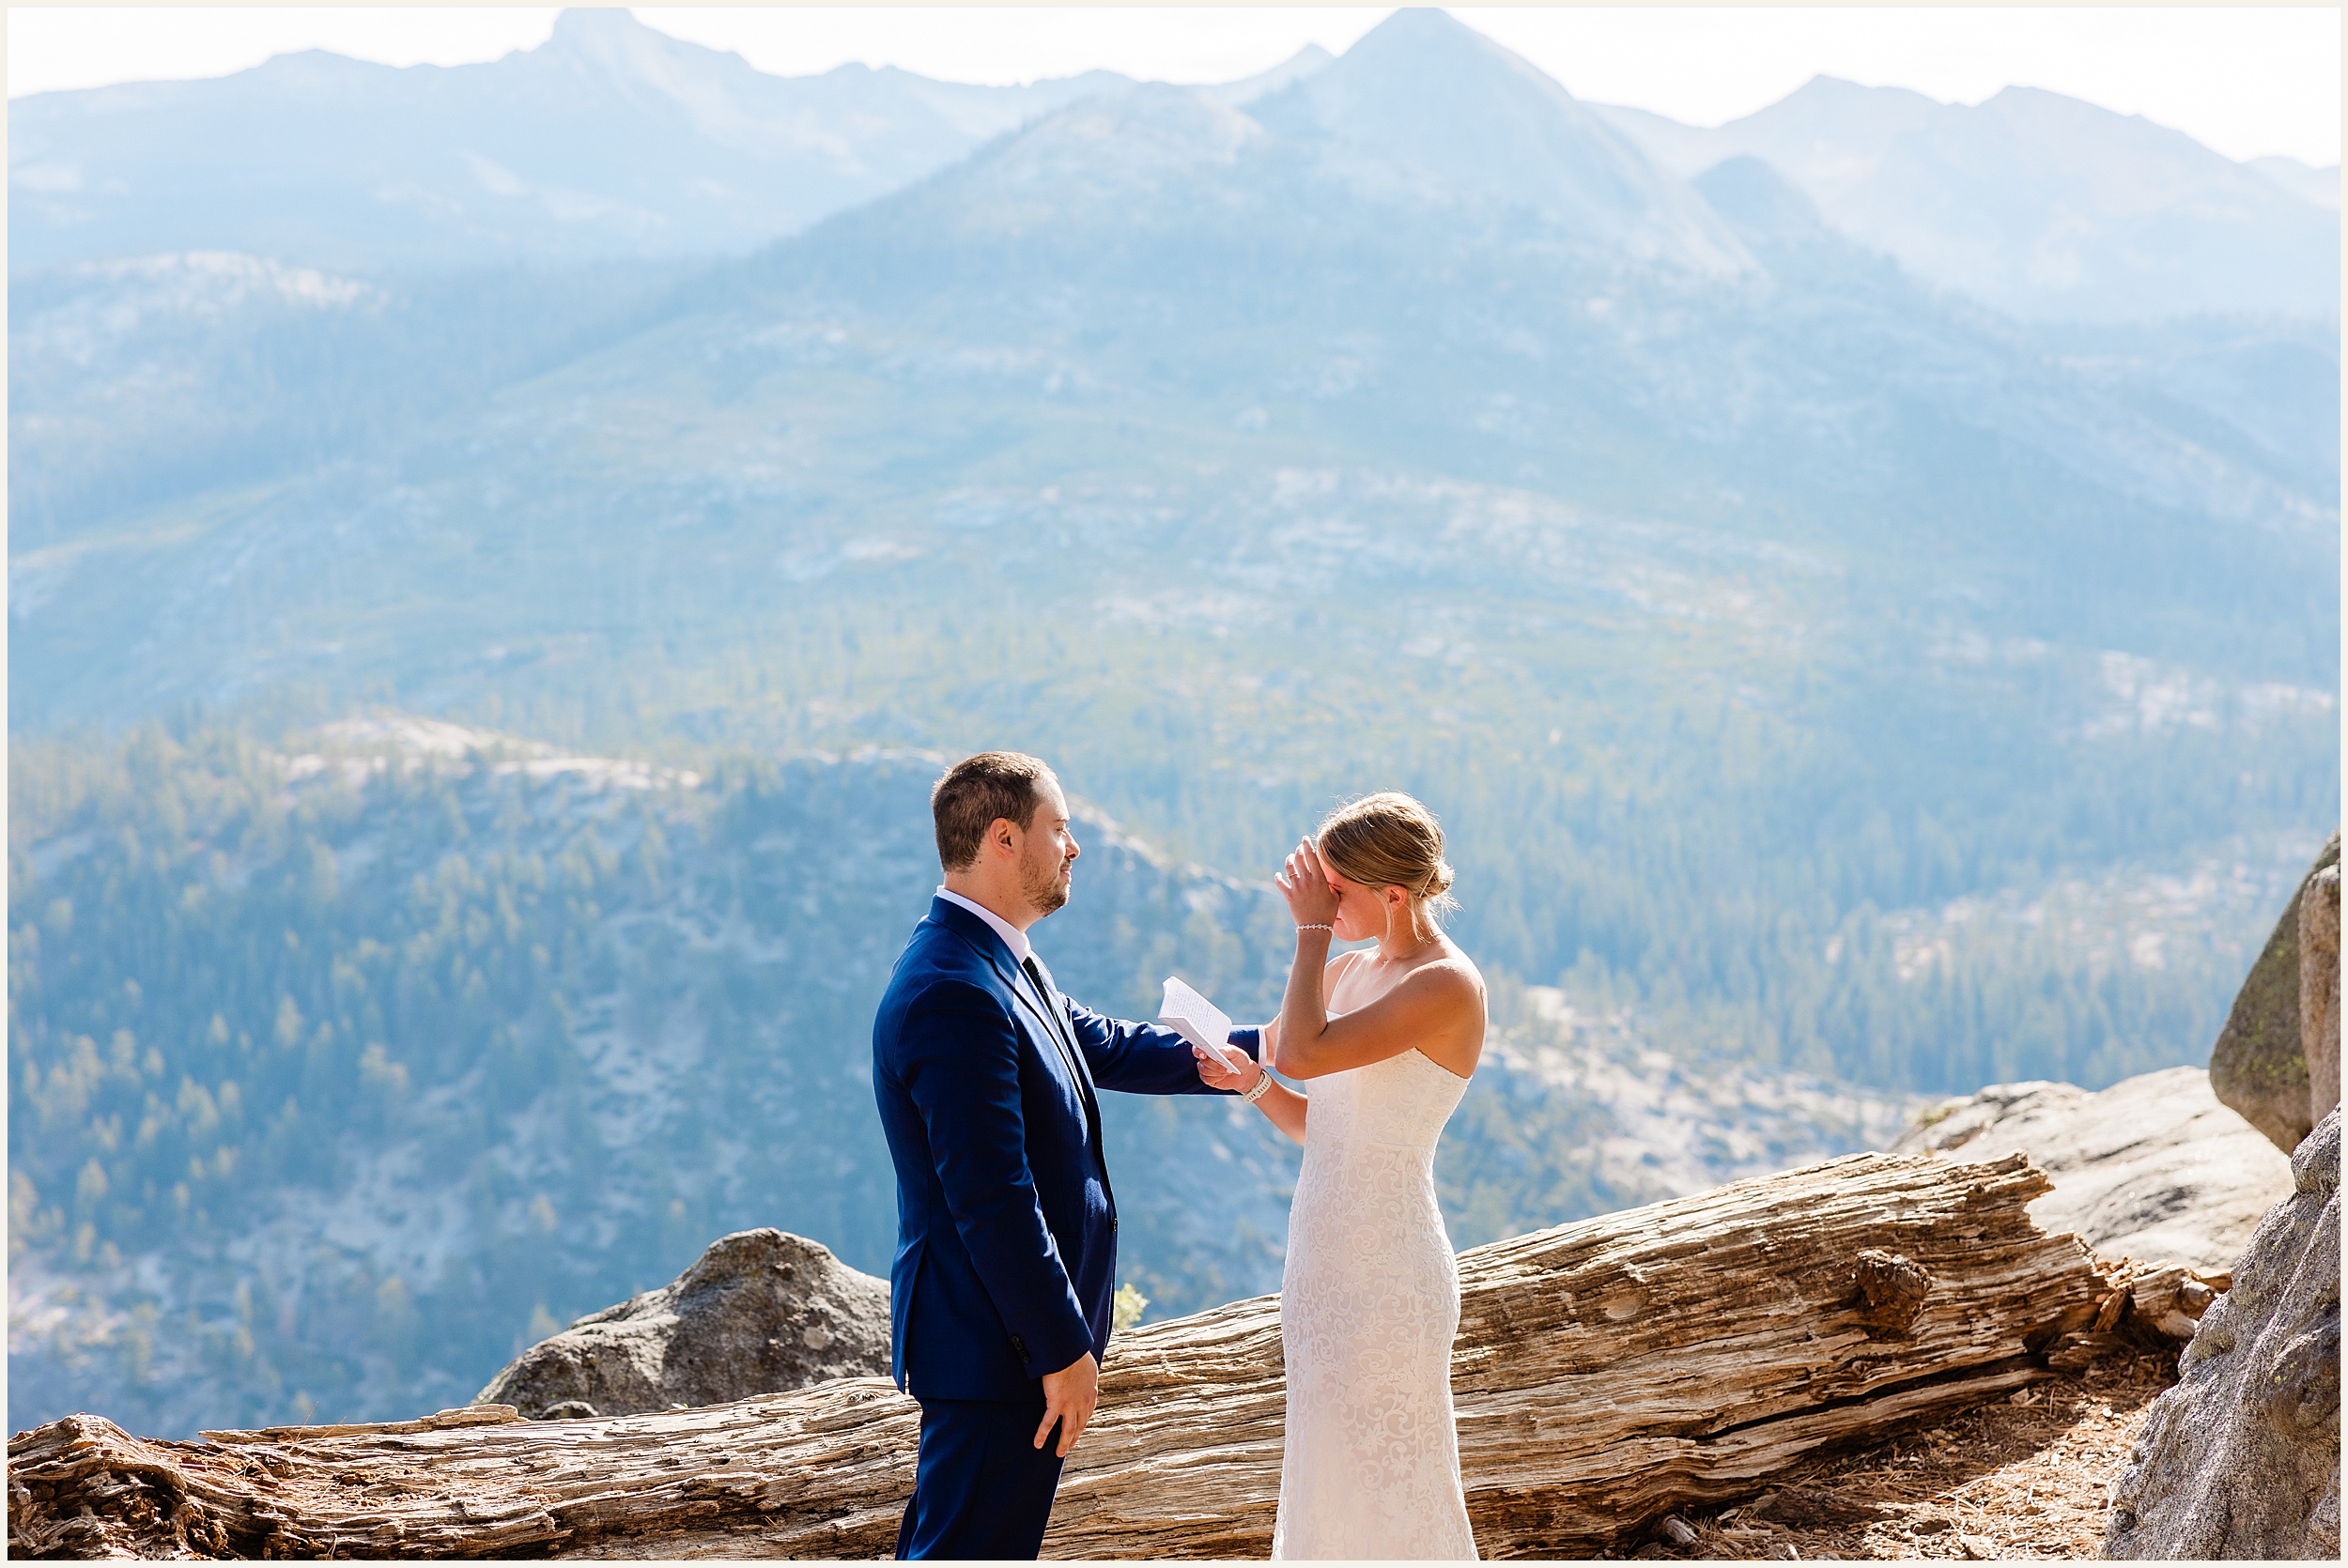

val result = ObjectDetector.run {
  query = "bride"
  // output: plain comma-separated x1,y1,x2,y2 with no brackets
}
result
1194,792,1484,1560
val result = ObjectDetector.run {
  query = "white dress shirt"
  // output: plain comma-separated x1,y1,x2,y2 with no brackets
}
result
935,885,1033,967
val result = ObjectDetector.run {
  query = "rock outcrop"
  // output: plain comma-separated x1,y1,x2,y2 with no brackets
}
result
1892,1066,2291,1276
2211,831,2341,1153
2104,1108,2340,1560
471,1229,889,1420
2302,861,2340,1134
9,1150,2128,1560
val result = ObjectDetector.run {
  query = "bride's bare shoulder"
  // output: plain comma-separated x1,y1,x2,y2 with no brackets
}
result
1398,950,1482,1005
1428,938,1483,983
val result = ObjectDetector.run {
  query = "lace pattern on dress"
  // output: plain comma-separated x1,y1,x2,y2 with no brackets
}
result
1272,1046,1476,1560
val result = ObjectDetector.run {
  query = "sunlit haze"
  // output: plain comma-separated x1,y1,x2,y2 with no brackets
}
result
6,6,2339,165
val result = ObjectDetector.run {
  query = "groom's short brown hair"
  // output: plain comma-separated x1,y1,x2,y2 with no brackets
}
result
933,752,1058,871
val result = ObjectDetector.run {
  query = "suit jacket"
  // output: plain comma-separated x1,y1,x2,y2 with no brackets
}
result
872,895,1253,1401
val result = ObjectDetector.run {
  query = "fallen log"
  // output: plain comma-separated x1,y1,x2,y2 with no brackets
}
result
8,1150,2124,1560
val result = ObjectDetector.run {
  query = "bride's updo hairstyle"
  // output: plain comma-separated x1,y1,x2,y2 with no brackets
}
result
1314,792,1460,921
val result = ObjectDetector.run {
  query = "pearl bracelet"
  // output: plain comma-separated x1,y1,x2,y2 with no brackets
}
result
1241,1068,1275,1104
1294,923,1335,934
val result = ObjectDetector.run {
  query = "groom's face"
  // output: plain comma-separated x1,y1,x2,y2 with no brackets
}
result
1016,781,1081,919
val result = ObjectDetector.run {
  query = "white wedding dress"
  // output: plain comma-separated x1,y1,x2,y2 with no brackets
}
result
1272,1010,1477,1560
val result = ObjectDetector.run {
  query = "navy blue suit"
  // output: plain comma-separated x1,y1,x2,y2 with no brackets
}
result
873,896,1251,1558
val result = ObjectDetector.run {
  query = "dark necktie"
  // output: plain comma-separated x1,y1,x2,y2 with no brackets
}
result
1023,955,1091,1138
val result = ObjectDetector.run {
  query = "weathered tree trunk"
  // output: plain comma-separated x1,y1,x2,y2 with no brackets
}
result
8,1151,2128,1560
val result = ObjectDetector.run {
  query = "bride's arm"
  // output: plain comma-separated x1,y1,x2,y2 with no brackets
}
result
1270,840,1347,1078
1274,841,1476,1082
1276,957,1476,1080
1183,1042,1315,1141
1276,924,1337,1071
1249,1078,1307,1145
1193,1027,1306,1145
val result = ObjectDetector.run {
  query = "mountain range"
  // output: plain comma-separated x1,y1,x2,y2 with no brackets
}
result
8,5,2338,1438
10,8,2337,324
9,3,2336,1051
1593,78,2340,322
5,8,1299,275
13,10,2336,718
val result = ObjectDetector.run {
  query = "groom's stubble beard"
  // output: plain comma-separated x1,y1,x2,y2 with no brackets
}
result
1021,844,1073,919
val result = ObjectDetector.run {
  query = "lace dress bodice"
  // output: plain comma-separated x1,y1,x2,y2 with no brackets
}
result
1295,1043,1470,1154
1273,1038,1476,1560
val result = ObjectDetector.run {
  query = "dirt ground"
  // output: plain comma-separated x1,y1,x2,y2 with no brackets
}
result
1605,1353,2178,1561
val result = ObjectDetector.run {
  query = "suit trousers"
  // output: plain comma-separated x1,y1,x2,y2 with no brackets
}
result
894,1393,1065,1560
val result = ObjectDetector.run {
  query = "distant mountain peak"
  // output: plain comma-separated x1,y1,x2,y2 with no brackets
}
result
1360,7,1490,49
1787,73,1922,100
964,81,1266,205
1340,6,1561,96
1737,75,1949,143
547,7,664,47
1203,42,1335,108
536,7,739,88
1273,7,1753,275
1604,72,2340,321
2248,154,2340,210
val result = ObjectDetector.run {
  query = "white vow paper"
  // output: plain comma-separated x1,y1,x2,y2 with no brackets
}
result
1161,976,1246,1075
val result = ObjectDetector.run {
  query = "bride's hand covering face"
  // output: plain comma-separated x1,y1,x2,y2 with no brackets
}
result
1262,794,1486,1084
1275,838,1342,928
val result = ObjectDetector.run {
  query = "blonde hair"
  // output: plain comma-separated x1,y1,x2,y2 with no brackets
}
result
1315,792,1459,920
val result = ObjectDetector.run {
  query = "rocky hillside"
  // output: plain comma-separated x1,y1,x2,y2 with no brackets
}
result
8,715,1922,1437
11,17,2334,1218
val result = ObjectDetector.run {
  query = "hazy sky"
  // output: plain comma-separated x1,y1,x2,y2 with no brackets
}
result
7,6,2340,165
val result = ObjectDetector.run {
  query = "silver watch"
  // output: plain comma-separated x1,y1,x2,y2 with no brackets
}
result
1241,1068,1274,1104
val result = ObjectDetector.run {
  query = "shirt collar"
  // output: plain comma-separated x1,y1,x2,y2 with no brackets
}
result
935,885,1032,967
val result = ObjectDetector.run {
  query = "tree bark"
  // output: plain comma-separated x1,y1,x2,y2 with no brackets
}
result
8,1150,2128,1560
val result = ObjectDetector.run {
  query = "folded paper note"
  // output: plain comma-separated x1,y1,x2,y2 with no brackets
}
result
1161,976,1246,1074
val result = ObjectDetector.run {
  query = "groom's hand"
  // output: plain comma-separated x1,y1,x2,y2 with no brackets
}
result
1192,1042,1252,1093
1036,1351,1100,1457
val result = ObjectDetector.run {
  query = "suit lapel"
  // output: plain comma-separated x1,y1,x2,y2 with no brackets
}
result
926,900,1096,1140
1019,955,1079,1066
1024,957,1113,1211
1022,954,1101,1112
998,952,1099,1137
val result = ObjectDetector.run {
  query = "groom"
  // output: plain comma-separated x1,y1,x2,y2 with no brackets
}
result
872,751,1259,1560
